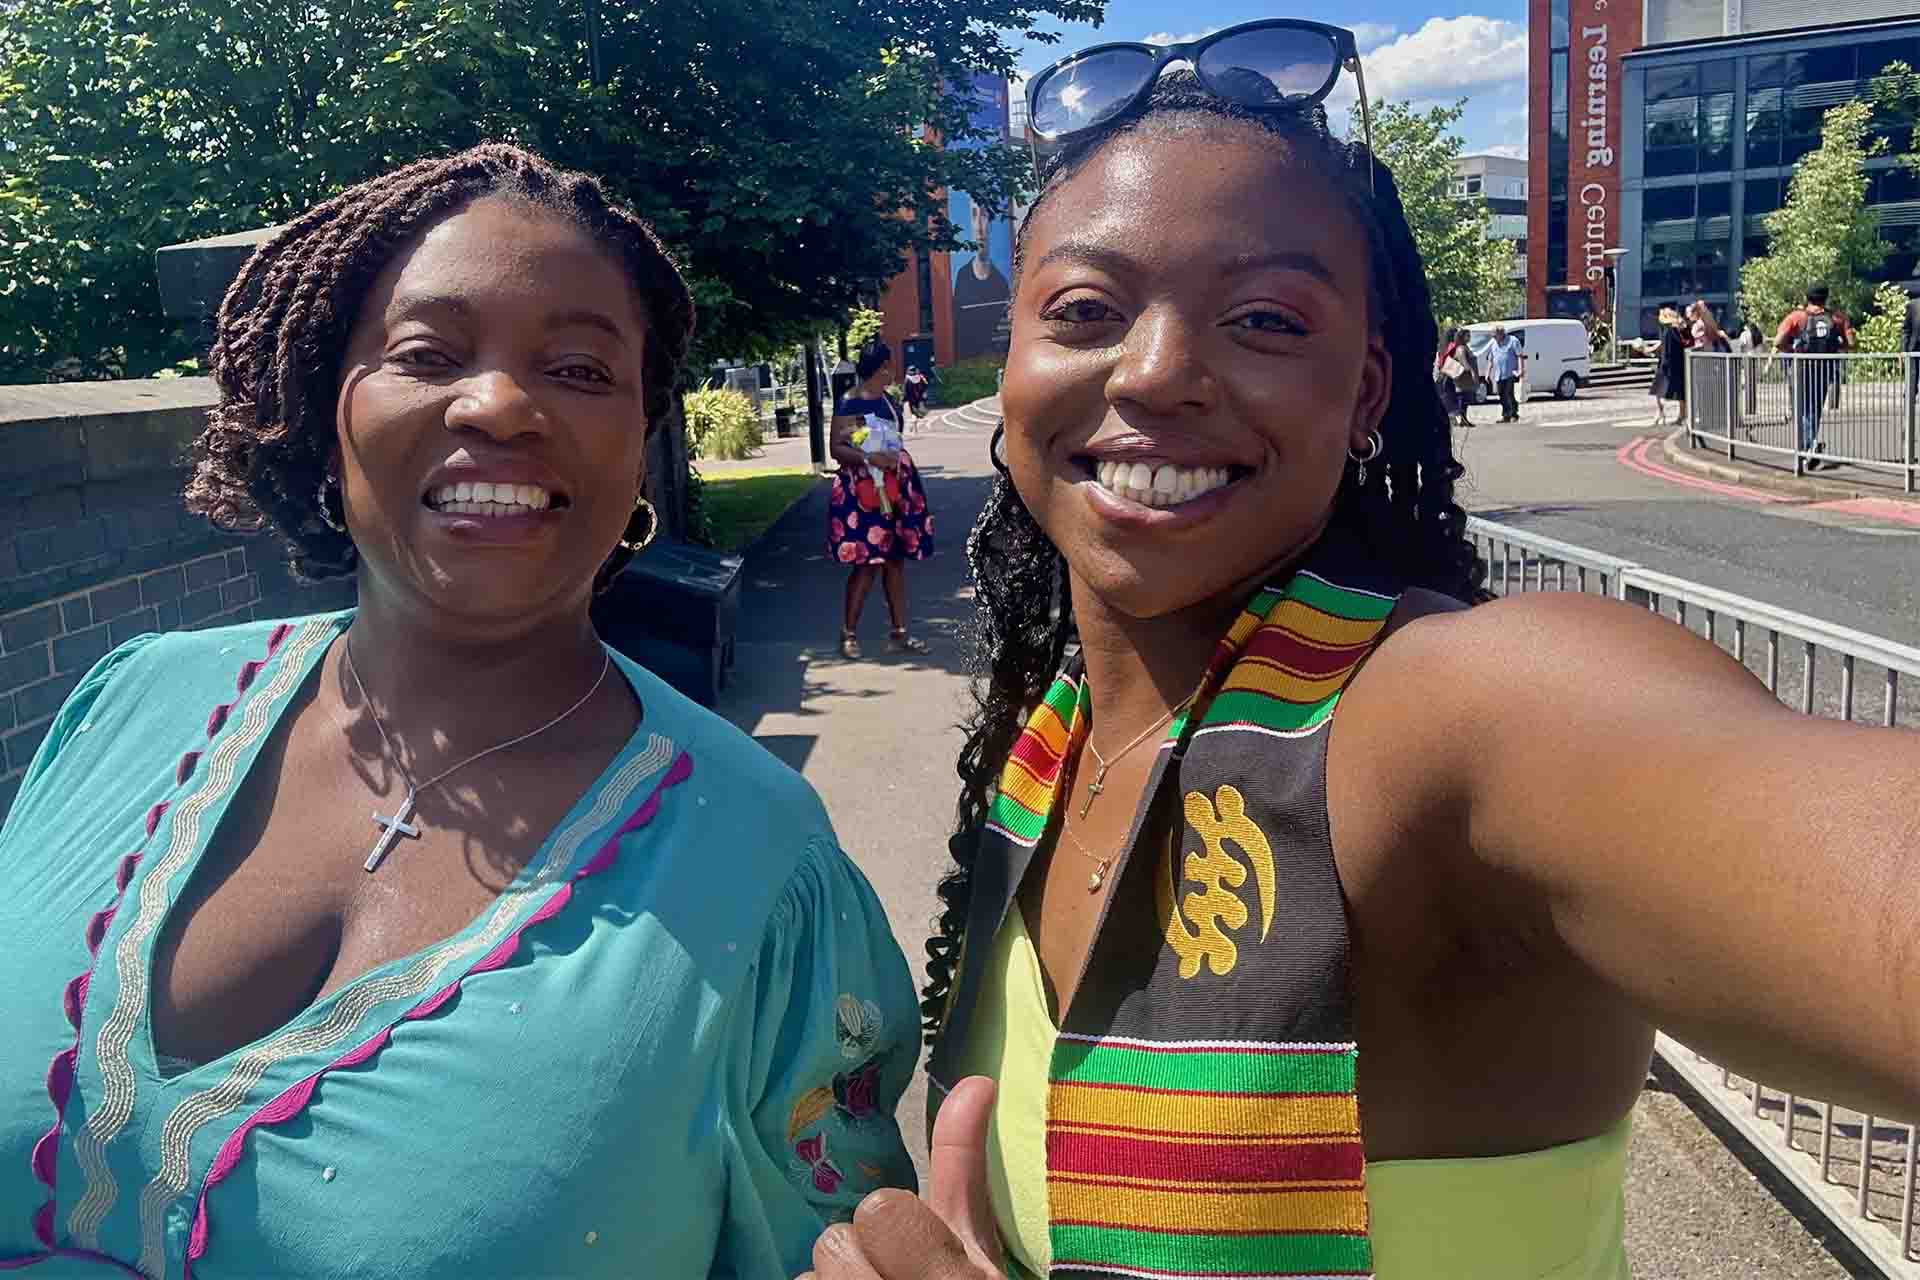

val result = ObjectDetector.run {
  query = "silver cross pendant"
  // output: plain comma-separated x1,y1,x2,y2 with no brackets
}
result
364,788,422,872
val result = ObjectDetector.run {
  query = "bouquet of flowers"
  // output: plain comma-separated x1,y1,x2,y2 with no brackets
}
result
848,413,903,515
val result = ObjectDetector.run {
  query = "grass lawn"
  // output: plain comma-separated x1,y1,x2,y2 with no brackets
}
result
699,466,822,553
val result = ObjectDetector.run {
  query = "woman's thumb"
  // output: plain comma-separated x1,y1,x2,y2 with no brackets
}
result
928,1076,1002,1267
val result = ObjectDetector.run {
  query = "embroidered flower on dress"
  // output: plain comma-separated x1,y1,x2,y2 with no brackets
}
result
832,1058,882,1121
788,1087,836,1144
834,993,884,1059
792,1132,845,1194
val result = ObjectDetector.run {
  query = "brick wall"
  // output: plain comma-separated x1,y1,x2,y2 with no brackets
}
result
0,379,351,818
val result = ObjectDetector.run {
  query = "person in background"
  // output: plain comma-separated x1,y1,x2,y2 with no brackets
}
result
1649,306,1690,426
1433,326,1477,429
1485,324,1526,423
1731,315,1764,418
0,144,919,1280
904,365,931,421
1775,283,1854,472
1689,300,1730,353
829,338,936,658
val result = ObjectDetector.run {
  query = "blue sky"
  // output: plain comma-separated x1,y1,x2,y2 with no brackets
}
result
1005,0,1532,157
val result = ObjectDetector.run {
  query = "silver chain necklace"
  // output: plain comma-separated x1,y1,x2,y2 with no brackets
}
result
343,639,612,872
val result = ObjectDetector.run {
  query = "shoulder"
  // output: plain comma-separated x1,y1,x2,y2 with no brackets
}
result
69,613,336,707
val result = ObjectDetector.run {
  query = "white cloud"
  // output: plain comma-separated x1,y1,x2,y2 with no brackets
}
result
1142,27,1221,47
1483,142,1528,159
1350,22,1397,52
1335,15,1528,110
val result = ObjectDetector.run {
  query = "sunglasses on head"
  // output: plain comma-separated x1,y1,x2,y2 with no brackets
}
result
1024,19,1373,192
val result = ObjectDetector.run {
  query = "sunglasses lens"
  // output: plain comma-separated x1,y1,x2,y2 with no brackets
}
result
1031,47,1159,137
1195,27,1341,104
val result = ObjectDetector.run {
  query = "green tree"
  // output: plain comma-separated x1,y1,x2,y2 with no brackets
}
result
0,0,1098,382
1352,99,1512,332
1738,99,1890,331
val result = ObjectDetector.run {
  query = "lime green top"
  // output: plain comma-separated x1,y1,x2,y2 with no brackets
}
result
952,906,1632,1280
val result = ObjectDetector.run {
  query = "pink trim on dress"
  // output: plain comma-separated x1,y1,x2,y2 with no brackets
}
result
180,749,695,1277
23,623,293,1254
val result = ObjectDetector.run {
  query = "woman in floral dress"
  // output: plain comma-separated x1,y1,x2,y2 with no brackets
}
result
828,339,936,658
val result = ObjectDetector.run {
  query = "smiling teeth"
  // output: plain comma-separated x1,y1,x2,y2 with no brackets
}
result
1093,460,1234,508
429,482,552,516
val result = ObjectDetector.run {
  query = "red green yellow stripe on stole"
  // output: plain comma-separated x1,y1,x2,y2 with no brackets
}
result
1195,573,1397,739
1045,1036,1370,1277
986,674,1085,846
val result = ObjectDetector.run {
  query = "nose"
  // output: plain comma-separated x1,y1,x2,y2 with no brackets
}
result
443,369,548,441
1103,306,1215,417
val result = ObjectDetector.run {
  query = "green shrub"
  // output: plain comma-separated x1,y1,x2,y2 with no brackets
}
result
683,388,764,461
931,357,1003,407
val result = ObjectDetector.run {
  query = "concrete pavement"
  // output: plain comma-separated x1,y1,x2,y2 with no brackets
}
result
708,398,1872,1275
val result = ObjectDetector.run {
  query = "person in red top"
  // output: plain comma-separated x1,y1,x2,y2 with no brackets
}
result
1775,283,1854,470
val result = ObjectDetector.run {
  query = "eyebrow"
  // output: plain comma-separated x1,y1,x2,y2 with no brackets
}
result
387,293,631,342
1031,241,1338,289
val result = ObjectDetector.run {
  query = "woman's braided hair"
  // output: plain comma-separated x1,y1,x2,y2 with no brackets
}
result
919,72,1487,1040
185,142,696,585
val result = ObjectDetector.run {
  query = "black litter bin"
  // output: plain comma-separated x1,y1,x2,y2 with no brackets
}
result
775,406,796,437
591,538,744,706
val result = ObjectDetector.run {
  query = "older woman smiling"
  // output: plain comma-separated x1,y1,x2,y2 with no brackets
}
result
0,144,917,1279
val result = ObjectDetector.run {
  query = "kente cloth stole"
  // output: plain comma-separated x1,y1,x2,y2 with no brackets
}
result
986,553,1402,1279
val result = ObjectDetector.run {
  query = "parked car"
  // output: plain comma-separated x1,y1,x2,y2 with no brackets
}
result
1465,318,1592,401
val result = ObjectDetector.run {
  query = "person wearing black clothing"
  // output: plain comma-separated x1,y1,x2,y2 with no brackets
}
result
1903,287,1920,408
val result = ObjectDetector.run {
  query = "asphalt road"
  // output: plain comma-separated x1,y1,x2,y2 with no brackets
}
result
1457,386,1920,648
714,399,1895,1278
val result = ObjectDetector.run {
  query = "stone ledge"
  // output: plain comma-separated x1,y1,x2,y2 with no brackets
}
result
0,379,216,499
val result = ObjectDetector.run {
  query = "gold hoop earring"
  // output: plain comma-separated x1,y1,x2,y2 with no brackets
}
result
619,496,659,552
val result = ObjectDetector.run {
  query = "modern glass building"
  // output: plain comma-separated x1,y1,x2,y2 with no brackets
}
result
1616,16,1920,337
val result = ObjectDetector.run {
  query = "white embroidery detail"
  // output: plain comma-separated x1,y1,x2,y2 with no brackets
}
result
68,619,334,1250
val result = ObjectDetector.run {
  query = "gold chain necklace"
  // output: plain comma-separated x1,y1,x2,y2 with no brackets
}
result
1060,821,1117,893
1078,689,1200,819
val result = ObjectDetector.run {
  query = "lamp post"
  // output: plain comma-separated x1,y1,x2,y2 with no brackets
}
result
1601,248,1629,366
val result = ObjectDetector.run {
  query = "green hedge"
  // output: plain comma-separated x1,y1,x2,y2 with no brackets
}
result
932,357,1002,407
683,388,764,461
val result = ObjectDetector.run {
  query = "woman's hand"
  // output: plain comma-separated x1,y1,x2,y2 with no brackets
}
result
866,450,901,471
800,1078,1002,1280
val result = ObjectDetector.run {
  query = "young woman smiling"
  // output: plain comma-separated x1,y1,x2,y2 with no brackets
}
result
802,27,1920,1280
0,145,917,1278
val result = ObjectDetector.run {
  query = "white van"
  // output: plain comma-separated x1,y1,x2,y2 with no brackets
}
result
1466,319,1591,401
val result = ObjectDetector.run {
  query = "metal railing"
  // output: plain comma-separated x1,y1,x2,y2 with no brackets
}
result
1685,350,1920,493
1467,516,1920,1275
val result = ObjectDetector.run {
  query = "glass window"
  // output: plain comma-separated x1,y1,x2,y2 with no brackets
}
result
1698,182,1731,220
1864,39,1920,78
1693,241,1730,294
1644,185,1697,224
1744,177,1781,219
1872,166,1920,204
1551,0,1569,50
1700,60,1734,94
1749,54,1784,89
1466,176,1482,194
1787,47,1855,88
1745,87,1783,167
1699,93,1734,172
1646,96,1699,179
1648,66,1699,102
1552,52,1568,115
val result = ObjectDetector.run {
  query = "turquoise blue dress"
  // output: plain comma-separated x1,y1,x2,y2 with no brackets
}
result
0,613,919,1278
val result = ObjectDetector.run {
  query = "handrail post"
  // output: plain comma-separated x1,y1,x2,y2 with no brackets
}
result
1727,355,1741,463
1905,353,1916,496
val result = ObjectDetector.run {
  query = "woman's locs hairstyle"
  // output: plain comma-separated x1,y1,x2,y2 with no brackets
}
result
184,143,696,588
920,71,1489,1041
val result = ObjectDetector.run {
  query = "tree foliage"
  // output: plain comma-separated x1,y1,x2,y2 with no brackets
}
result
0,0,1099,382
1739,99,1890,330
1354,99,1512,333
